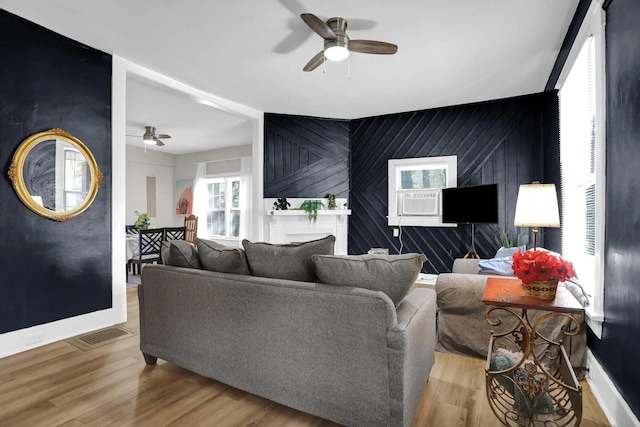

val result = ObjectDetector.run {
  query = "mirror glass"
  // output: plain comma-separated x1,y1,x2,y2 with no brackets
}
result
8,129,102,221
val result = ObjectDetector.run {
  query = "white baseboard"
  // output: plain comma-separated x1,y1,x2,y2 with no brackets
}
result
586,349,640,427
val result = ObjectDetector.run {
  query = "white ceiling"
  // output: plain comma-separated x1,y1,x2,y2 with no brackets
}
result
0,0,579,154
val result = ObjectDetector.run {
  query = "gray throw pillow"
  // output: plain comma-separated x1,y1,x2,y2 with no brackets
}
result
312,253,427,306
197,238,250,275
160,240,201,269
242,235,335,282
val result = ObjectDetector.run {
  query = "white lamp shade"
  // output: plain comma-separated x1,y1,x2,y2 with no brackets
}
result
514,183,560,227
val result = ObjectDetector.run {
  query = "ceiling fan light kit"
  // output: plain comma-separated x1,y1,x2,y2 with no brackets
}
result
300,13,397,72
143,135,156,145
325,45,349,61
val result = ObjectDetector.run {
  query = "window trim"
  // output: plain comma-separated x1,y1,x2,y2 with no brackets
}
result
202,174,241,240
387,155,457,227
556,1,606,338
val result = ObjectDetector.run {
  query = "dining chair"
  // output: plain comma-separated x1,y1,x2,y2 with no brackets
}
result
164,226,186,241
184,215,198,245
127,227,164,282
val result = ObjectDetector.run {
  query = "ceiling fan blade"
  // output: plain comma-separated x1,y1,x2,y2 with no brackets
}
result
300,13,336,40
303,51,325,72
350,40,398,55
155,139,165,147
156,134,171,139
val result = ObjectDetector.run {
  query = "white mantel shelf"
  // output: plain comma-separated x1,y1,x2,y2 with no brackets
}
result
268,210,351,216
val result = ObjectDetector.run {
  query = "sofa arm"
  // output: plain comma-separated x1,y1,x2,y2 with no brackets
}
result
435,273,491,358
387,288,436,427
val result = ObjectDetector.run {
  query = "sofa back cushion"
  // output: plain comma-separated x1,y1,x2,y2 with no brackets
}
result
161,240,201,269
197,238,250,275
242,235,335,282
312,253,426,305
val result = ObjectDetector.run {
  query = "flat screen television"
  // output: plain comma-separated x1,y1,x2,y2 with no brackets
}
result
442,183,499,224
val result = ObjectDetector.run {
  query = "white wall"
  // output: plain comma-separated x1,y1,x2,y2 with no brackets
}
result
125,144,253,231
126,145,175,228
174,145,251,179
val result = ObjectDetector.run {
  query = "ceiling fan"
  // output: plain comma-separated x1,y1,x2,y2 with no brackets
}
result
300,13,397,72
127,126,171,147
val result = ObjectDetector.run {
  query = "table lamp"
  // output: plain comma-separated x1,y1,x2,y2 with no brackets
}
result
513,182,560,249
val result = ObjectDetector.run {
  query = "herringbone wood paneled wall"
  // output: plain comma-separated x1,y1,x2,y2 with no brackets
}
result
350,93,560,273
264,114,349,198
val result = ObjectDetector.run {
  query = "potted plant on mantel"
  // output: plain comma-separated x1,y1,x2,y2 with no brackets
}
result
298,200,325,222
327,194,337,210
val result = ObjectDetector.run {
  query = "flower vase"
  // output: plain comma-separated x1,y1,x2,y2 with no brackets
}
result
522,279,559,300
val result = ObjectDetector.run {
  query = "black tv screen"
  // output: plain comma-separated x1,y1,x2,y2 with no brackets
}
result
442,184,499,224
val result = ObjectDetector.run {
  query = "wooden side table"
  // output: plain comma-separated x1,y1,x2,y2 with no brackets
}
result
482,277,583,427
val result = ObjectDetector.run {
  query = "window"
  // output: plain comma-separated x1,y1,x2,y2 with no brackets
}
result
399,166,447,190
387,156,457,227
63,148,89,209
204,176,241,238
558,3,605,337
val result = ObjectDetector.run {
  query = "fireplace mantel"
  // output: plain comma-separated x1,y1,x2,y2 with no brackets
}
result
264,198,350,254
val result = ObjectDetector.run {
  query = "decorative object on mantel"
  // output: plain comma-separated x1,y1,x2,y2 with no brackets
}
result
134,211,151,230
512,249,575,300
298,199,325,222
514,181,560,249
273,198,291,210
327,194,337,210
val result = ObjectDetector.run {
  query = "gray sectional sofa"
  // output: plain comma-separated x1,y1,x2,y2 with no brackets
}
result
138,236,436,427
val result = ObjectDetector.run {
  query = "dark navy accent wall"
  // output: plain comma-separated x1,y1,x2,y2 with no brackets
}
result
587,0,640,418
264,113,349,198
0,10,112,334
350,93,560,273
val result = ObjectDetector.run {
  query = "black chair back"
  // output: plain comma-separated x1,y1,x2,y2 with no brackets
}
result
139,228,164,258
164,226,186,241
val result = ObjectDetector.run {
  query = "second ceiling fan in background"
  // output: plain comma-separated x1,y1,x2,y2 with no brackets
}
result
127,126,171,147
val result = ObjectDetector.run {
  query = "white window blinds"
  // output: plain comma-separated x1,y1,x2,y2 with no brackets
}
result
559,31,605,336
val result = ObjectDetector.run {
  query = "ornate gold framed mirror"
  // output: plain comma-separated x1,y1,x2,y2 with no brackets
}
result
8,128,103,221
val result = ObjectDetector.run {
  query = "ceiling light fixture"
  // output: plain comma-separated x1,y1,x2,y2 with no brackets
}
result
143,135,156,145
324,44,349,61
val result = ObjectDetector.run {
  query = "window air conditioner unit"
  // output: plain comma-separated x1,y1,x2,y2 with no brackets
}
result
400,190,440,216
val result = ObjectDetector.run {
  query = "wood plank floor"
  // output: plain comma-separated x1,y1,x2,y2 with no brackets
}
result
0,286,611,427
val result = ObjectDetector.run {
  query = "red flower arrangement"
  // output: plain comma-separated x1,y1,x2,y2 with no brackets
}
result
511,249,575,285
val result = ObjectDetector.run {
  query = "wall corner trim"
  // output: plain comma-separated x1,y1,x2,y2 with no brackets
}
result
586,349,640,427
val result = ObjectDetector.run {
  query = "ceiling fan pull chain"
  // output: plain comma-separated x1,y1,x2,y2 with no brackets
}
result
347,55,351,79
323,56,326,74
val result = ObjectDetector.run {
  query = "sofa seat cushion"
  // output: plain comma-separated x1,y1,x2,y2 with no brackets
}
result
161,240,201,269
197,239,250,275
242,235,335,282
312,253,426,306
